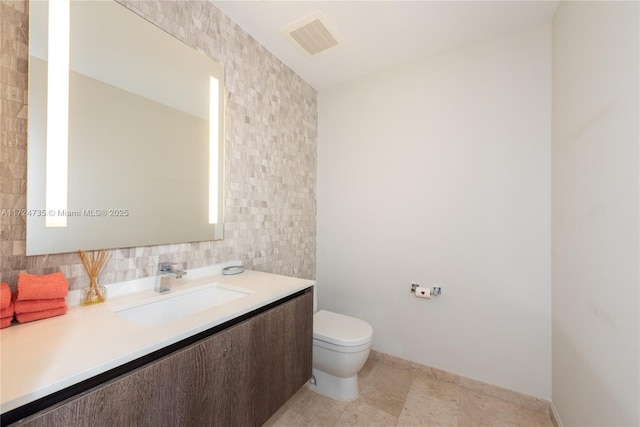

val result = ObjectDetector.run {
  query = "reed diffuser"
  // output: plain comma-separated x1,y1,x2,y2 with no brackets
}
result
78,249,110,305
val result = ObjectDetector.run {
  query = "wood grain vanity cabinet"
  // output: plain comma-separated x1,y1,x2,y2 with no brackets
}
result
11,289,313,427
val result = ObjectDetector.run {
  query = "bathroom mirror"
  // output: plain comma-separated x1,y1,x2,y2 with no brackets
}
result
26,0,224,255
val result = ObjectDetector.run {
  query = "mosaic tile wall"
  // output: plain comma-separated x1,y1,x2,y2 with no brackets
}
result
0,0,317,291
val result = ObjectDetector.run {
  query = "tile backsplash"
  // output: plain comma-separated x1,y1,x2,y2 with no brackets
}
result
0,0,317,290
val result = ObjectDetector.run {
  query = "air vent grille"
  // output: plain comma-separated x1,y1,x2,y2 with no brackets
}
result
281,10,343,58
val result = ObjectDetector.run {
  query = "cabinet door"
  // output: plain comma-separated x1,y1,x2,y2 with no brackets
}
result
13,323,243,427
247,289,313,425
14,290,312,427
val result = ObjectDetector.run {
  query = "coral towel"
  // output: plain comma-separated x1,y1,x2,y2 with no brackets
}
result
1,317,11,329
1,292,15,328
0,283,11,309
15,306,68,324
1,300,14,319
15,298,66,314
16,272,69,301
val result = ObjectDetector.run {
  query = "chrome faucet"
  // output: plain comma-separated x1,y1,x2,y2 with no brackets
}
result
155,262,187,293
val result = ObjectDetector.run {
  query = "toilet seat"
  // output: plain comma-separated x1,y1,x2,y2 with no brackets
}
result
313,338,372,353
313,310,373,347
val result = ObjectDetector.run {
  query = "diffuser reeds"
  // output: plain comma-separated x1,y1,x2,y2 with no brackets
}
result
78,249,109,305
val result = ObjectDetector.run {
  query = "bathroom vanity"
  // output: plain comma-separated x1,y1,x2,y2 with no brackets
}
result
0,267,314,426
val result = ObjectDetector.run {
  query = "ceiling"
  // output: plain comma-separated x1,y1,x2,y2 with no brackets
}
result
212,1,559,91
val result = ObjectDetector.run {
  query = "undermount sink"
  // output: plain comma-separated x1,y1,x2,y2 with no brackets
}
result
112,284,253,328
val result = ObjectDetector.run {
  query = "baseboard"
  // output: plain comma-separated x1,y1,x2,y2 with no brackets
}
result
549,401,564,427
369,350,550,413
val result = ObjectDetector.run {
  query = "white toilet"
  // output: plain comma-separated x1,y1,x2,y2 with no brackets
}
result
308,309,373,401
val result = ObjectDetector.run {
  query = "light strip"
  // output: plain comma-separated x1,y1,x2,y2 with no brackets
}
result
45,0,70,227
208,75,219,224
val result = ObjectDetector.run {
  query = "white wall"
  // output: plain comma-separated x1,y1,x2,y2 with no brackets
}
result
552,2,639,426
317,24,552,399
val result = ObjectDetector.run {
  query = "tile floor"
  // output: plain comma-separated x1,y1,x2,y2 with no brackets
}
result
265,356,553,426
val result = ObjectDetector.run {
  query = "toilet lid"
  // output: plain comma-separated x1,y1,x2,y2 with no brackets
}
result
313,310,373,347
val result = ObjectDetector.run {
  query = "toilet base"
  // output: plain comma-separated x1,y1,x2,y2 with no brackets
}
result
306,368,360,401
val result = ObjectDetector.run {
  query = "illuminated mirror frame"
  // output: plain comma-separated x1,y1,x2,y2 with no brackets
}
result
27,0,225,255
45,0,70,227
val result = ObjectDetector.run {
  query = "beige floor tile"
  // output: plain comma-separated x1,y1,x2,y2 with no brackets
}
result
359,361,415,417
265,407,311,427
514,406,554,427
264,401,293,426
411,376,461,403
458,377,549,413
334,400,398,427
457,389,552,427
357,357,378,387
457,390,515,426
282,386,350,426
265,356,553,427
397,377,459,427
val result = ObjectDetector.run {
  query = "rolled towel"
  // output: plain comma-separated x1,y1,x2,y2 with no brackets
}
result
15,298,66,314
1,317,12,329
17,272,69,301
15,305,67,324
1,300,14,318
1,283,11,309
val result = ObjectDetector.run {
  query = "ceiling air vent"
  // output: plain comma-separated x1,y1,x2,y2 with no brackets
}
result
280,10,343,58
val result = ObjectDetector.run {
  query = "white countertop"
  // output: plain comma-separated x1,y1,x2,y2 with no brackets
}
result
0,263,314,414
